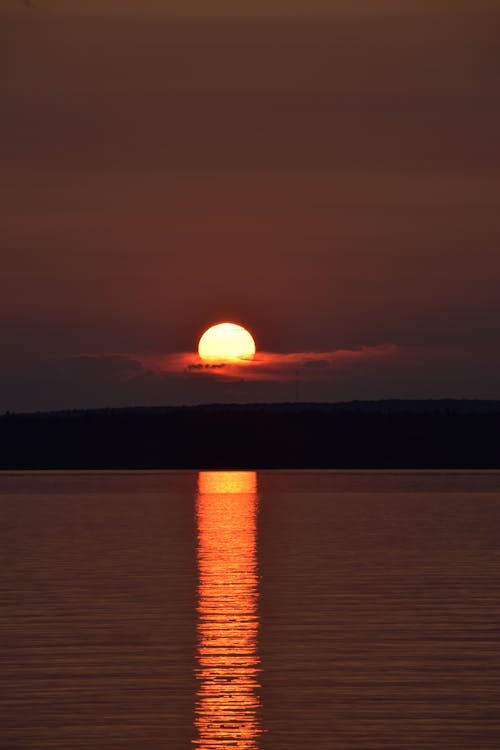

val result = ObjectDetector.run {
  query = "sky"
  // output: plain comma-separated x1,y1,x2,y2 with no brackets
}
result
1,0,499,410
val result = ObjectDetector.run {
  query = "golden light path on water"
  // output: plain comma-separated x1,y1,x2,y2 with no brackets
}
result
194,471,261,749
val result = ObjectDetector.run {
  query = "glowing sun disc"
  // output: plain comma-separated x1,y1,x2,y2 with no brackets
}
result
198,322,256,362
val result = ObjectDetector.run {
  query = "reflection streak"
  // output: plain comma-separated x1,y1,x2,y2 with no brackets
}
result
194,471,261,749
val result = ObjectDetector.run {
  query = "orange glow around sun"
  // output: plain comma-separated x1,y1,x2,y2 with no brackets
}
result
198,322,256,362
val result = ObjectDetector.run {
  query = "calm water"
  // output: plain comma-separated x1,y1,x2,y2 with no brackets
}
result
2,471,500,749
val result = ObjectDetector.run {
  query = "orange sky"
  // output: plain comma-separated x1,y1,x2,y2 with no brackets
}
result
1,1,499,409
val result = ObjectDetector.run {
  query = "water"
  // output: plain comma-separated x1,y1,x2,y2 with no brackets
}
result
2,471,500,749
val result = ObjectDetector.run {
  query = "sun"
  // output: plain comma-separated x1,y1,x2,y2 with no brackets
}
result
198,322,256,362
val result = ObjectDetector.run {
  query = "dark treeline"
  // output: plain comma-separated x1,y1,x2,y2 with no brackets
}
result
1,400,499,469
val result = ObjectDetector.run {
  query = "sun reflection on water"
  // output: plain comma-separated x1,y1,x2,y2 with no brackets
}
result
194,471,261,749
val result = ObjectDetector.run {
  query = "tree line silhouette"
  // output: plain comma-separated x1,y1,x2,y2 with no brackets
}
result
1,400,499,469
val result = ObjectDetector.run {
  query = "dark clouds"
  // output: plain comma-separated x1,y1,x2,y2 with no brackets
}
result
2,342,500,413
0,347,398,411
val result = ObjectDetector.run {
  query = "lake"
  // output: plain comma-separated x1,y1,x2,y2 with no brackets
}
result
2,470,500,749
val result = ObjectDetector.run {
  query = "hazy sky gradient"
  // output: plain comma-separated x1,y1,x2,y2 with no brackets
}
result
2,0,499,409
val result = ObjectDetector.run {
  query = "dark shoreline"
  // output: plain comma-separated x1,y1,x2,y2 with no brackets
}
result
1,400,499,470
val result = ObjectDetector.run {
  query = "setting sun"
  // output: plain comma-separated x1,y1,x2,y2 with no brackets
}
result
198,322,256,362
